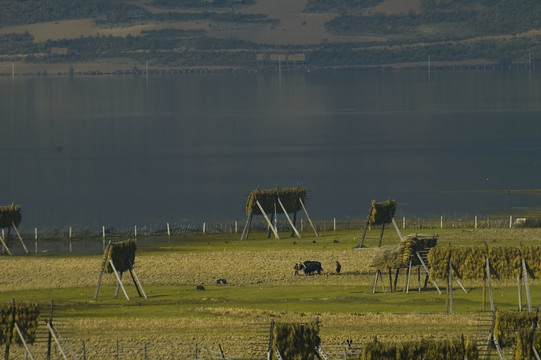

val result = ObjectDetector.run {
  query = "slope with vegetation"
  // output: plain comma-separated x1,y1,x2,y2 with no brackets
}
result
0,0,540,72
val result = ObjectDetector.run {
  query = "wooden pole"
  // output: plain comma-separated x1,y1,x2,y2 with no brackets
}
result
240,208,253,240
449,256,453,314
277,197,300,238
522,259,532,312
416,251,441,294
358,219,370,248
486,257,495,312
256,200,279,239
299,198,318,237
45,321,69,360
14,322,35,360
128,259,147,299
517,275,522,312
93,241,112,300
166,222,171,237
35,228,38,254
11,222,29,254
391,217,402,240
110,260,130,300
0,234,12,256
377,223,385,247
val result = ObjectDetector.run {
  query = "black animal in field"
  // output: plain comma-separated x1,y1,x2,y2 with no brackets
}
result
299,261,322,275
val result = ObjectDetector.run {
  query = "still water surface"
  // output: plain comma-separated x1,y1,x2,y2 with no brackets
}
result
2,70,541,230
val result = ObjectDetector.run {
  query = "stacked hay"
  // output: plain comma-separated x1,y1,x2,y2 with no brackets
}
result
246,187,307,215
361,338,478,360
428,246,541,281
106,240,137,273
494,310,539,348
272,322,320,360
368,200,396,225
371,234,438,270
0,301,39,346
0,205,22,228
515,328,541,360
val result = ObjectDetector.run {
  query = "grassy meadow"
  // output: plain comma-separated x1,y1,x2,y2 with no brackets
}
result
1,227,541,358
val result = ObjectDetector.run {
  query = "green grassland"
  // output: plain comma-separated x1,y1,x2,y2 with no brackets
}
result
1,228,541,358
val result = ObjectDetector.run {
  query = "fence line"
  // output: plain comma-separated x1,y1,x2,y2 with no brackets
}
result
1,214,537,256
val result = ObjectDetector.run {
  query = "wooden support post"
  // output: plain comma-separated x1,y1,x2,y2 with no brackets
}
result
533,346,541,360
377,223,385,247
34,228,38,254
358,218,370,248
0,234,12,256
517,275,522,312
416,251,441,294
388,269,393,293
393,268,400,293
486,257,495,312
299,198,318,237
277,197,300,238
114,271,123,298
128,259,147,299
11,222,29,254
240,208,253,240
372,270,380,294
291,211,297,238
404,261,412,293
14,322,35,360
448,256,453,314
391,217,402,240
417,266,421,292
522,259,532,312
45,321,69,360
93,241,112,300
110,260,130,300
256,200,279,239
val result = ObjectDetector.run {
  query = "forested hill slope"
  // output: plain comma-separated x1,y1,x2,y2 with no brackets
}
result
1,0,541,72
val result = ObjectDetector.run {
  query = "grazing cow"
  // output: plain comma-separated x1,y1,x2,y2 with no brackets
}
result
196,285,205,290
217,278,227,285
299,261,322,275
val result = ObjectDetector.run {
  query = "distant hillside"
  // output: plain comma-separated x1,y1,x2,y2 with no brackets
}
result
1,0,540,73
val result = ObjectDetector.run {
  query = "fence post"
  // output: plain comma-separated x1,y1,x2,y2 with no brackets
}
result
102,226,106,250
475,216,478,229
69,226,72,254
333,218,336,231
34,228,38,254
134,225,137,238
440,216,443,229
166,222,171,237
510,215,513,228
235,221,238,233
403,216,405,230
203,222,206,234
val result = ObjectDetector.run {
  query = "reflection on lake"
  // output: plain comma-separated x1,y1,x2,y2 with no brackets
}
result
1,70,541,230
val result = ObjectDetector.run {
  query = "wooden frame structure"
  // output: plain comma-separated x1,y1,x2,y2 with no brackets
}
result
0,204,29,255
358,199,401,248
241,187,318,240
94,239,147,301
371,234,440,294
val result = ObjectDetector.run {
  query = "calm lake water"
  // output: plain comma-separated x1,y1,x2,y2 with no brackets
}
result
2,69,541,230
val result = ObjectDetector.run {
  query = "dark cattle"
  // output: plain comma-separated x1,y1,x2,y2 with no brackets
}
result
299,261,322,275
196,285,205,290
217,278,227,285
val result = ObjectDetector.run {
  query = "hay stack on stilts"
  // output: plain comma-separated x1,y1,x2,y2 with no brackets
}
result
94,239,147,301
0,300,39,359
0,204,28,255
241,186,318,240
370,233,438,293
358,199,401,248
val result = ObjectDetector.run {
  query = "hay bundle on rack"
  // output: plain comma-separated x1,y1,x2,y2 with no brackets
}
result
371,234,438,270
106,240,137,273
0,205,22,228
246,187,307,215
0,301,39,346
368,200,396,225
494,310,539,348
428,246,487,280
361,338,478,360
429,246,541,281
515,328,541,360
272,322,320,360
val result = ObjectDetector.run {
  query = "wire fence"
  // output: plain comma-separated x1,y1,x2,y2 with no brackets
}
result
1,214,539,256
